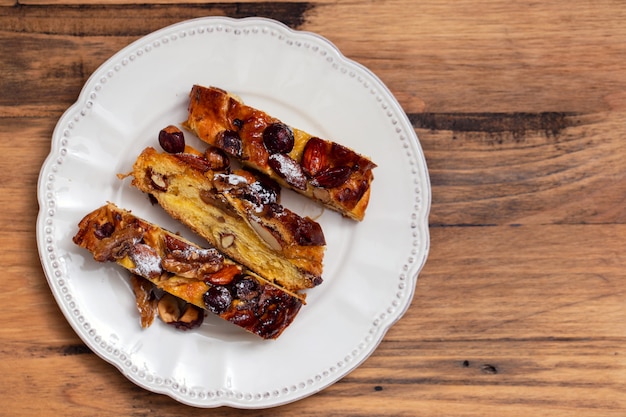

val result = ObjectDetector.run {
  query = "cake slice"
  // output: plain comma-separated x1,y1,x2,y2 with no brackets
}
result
183,85,377,221
73,203,303,339
129,146,326,292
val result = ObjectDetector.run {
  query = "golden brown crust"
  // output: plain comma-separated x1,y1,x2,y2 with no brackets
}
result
129,146,325,292
183,85,376,221
73,203,303,339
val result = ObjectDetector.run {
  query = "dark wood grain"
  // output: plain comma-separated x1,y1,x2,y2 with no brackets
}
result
0,2,313,108
1,1,625,415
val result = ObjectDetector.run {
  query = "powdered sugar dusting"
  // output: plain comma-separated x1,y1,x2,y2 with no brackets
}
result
172,246,223,264
249,181,278,211
129,244,163,278
215,173,249,187
268,153,307,190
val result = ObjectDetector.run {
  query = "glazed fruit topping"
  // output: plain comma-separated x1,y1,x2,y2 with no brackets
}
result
201,273,302,338
263,122,294,154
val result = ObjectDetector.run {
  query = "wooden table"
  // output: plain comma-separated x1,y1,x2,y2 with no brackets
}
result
2,1,625,415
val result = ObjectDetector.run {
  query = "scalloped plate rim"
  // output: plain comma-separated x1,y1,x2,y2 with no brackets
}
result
36,16,431,409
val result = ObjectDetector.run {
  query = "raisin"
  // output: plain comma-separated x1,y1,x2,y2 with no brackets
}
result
94,222,115,239
203,286,232,314
232,276,260,301
216,130,243,158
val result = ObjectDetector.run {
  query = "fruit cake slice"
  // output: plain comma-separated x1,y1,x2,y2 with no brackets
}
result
129,146,325,292
183,85,377,221
73,203,304,339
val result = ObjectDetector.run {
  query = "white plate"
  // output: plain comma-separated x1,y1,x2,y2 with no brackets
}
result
36,17,431,408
